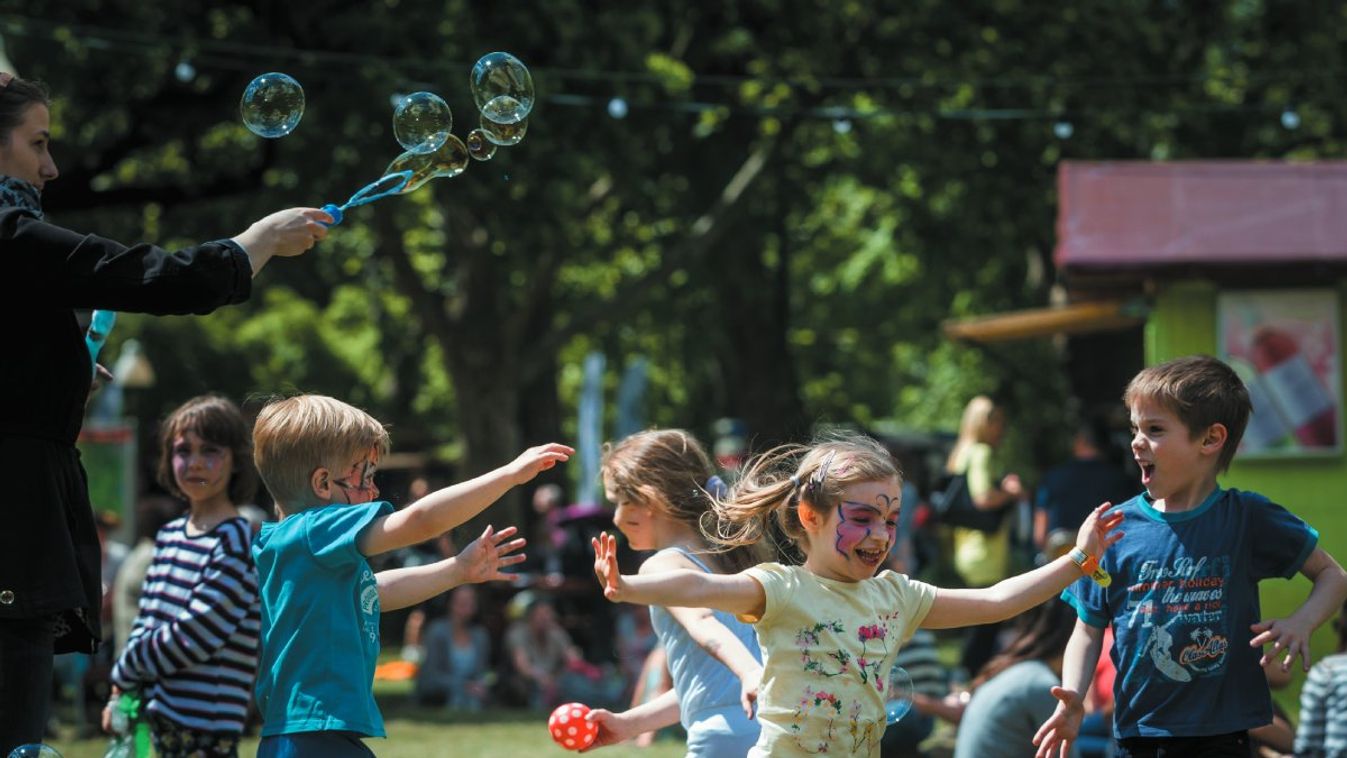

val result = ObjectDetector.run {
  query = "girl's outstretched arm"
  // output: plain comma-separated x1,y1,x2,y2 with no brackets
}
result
643,550,763,718
593,532,766,619
923,502,1123,629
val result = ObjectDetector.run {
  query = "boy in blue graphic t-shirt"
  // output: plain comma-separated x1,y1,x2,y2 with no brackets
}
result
250,394,573,756
1035,355,1347,758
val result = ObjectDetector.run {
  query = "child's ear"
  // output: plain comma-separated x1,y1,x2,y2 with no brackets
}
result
798,500,823,530
1200,423,1228,456
310,466,333,500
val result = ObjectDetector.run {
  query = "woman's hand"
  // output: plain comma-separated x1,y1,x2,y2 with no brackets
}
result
233,207,334,273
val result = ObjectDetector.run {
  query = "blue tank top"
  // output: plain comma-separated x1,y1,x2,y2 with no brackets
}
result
649,546,762,729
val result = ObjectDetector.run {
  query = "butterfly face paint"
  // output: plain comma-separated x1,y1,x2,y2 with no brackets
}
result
833,491,900,566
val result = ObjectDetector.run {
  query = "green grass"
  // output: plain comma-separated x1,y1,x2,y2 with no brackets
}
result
44,681,692,758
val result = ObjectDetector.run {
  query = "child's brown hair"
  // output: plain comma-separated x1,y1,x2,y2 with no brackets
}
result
1124,355,1251,472
601,429,763,573
704,433,901,559
156,395,257,505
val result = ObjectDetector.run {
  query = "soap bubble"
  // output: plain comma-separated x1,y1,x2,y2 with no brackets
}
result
471,52,534,124
394,91,453,154
240,72,304,138
884,666,915,724
480,114,527,147
466,129,497,161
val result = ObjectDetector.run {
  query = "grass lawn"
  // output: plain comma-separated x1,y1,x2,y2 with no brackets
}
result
42,679,692,758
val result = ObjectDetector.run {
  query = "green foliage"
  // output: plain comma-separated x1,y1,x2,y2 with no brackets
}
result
10,1,1346,490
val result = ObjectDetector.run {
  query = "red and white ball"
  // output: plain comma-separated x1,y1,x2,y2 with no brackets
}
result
547,701,598,751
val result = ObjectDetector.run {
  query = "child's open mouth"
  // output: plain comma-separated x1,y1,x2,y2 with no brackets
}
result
1138,462,1155,485
855,547,885,567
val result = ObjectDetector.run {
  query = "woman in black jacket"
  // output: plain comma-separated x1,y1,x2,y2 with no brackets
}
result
0,72,332,749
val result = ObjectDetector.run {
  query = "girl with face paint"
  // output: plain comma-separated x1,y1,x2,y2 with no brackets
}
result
592,433,1124,758
103,395,262,756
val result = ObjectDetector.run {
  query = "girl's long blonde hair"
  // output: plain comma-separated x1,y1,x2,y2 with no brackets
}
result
702,433,901,560
945,395,999,473
601,429,763,573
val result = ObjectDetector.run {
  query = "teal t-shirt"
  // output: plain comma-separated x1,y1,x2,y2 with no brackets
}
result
253,501,394,737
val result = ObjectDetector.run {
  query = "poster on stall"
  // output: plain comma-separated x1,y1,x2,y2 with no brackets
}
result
1218,289,1341,457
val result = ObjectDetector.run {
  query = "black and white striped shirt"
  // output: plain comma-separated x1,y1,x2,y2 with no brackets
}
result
110,515,260,734
1296,653,1347,758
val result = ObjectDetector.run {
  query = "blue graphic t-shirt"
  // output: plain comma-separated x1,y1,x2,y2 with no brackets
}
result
1062,488,1317,739
253,501,394,737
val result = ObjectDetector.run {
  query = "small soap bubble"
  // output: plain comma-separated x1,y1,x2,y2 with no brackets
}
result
241,72,305,138
884,666,915,724
466,129,497,161
8,745,63,758
471,52,534,124
607,97,628,119
480,114,527,147
394,91,453,154
1053,119,1074,140
1281,108,1301,130
385,134,471,193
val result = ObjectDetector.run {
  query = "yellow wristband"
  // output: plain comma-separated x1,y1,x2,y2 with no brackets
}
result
1069,547,1112,587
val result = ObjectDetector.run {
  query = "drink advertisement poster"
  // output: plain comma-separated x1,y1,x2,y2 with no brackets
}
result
1219,289,1341,457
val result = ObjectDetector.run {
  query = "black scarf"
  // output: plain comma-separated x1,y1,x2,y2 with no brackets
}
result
0,174,44,219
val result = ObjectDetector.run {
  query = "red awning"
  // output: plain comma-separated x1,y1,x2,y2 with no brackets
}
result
1056,161,1347,270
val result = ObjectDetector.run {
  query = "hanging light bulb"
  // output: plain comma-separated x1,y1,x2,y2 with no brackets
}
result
174,59,196,83
607,97,628,119
1281,107,1301,130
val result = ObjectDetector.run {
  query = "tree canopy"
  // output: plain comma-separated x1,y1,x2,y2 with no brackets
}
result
8,1,1344,519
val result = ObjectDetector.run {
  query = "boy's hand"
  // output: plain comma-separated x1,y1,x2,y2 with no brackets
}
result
1250,616,1314,672
506,443,576,486
1074,501,1125,558
457,525,527,584
592,532,628,602
1033,686,1084,758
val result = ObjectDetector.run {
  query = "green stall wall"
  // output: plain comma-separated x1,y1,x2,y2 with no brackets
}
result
1148,279,1347,709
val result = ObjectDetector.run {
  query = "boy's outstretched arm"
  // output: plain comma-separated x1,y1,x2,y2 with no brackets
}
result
592,532,766,619
377,524,526,611
1034,620,1104,758
923,502,1123,629
1250,547,1347,672
360,442,573,556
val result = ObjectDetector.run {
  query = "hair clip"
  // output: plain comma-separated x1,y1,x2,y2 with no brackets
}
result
805,450,837,497
788,473,801,489
705,475,728,500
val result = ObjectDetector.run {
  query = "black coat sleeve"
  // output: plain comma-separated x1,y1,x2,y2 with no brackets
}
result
3,208,253,313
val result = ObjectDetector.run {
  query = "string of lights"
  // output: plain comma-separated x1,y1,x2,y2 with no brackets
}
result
0,15,1325,133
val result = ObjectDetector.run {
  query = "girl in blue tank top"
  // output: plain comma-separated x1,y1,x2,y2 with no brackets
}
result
585,429,764,757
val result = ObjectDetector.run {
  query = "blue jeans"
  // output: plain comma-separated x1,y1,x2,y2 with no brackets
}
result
0,616,57,753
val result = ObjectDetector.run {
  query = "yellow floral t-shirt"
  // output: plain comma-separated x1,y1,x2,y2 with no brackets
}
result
740,563,937,757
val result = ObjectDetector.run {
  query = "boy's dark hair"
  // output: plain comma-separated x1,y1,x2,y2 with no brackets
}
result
1124,355,1251,472
156,395,259,505
0,74,50,144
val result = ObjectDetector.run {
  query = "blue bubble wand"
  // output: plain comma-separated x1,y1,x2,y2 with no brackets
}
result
85,309,117,378
320,169,414,226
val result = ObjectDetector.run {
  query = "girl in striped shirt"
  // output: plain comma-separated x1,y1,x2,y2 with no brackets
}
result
103,395,262,756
